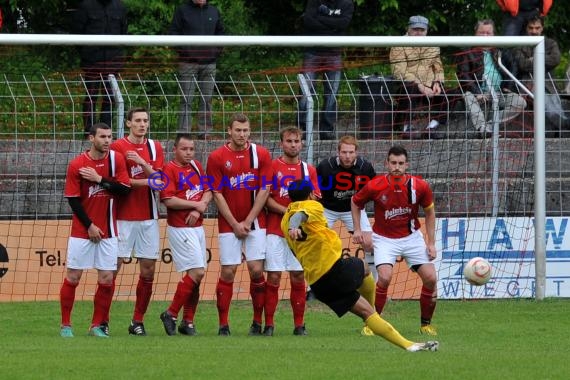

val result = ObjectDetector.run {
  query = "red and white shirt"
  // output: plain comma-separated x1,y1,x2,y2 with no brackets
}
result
160,159,209,228
110,137,164,221
352,174,434,238
64,150,130,239
266,158,321,236
206,142,272,233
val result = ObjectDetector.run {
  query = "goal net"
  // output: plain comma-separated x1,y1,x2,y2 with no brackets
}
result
0,34,564,303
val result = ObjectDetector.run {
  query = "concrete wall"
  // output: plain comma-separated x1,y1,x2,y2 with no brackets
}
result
1,137,568,219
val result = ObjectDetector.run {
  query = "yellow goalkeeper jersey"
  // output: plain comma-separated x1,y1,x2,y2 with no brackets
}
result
281,199,342,285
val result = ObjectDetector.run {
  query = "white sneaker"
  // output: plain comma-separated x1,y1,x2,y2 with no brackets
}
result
478,124,492,138
406,341,439,352
427,119,439,129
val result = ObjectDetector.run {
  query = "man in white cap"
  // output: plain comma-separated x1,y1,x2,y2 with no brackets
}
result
390,15,447,140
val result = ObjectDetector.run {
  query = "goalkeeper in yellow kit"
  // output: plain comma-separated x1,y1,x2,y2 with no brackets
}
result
281,179,438,352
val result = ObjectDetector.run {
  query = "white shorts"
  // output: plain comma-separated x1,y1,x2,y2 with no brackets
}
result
323,208,372,232
117,220,160,259
372,230,429,268
265,234,303,272
218,229,266,266
167,226,208,272
66,237,118,271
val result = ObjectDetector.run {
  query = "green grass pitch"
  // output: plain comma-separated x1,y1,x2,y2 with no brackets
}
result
1,298,569,379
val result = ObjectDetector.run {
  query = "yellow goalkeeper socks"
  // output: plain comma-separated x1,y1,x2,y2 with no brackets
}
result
358,272,376,307
365,312,414,350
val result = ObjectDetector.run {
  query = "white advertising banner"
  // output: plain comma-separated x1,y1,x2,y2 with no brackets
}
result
436,217,570,299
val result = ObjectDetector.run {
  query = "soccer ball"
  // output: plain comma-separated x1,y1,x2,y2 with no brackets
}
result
463,257,492,286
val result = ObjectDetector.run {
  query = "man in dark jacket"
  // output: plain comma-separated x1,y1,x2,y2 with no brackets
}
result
169,0,224,134
298,0,354,141
512,15,565,134
72,0,128,136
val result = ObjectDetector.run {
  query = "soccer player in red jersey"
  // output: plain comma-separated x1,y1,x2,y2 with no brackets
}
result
158,133,212,336
206,113,273,336
351,145,439,336
110,107,164,336
60,123,131,338
264,127,321,336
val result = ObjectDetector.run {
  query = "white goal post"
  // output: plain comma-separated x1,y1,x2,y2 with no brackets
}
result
0,33,547,300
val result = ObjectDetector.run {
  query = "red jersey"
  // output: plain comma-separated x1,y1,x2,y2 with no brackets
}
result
352,174,434,238
64,150,130,239
160,159,209,228
110,137,164,221
206,142,272,233
267,158,321,236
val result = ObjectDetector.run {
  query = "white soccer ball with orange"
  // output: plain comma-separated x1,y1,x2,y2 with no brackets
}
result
463,257,492,286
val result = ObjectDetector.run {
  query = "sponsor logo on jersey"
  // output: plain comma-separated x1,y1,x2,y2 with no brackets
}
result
385,206,412,220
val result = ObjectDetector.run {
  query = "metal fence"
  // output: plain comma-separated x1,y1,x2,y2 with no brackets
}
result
2,72,570,221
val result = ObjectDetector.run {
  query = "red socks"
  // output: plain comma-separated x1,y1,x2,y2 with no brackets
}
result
92,282,113,327
264,282,280,327
59,278,78,326
250,276,266,324
290,280,306,328
168,275,196,318
216,278,234,326
420,285,437,324
133,275,153,322
182,284,200,323
375,285,388,315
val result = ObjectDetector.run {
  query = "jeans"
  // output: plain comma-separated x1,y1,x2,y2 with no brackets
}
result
397,81,449,127
178,62,217,132
298,53,342,134
502,9,540,36
82,68,117,132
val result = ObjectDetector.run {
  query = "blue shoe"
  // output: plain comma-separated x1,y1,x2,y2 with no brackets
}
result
89,326,109,338
60,326,74,338
100,321,110,336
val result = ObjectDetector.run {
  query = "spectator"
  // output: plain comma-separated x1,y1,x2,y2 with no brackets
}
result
512,15,565,134
496,0,553,36
169,0,224,135
456,19,527,138
390,15,447,139
72,0,128,136
298,0,354,140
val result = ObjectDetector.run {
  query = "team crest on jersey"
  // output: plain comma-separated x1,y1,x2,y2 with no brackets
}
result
225,160,232,169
